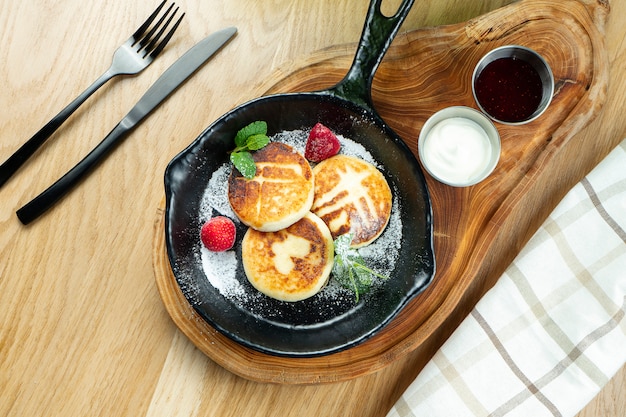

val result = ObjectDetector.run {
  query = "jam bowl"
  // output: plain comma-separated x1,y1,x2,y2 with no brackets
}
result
472,45,554,125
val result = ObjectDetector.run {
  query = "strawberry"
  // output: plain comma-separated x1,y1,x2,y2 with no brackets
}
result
200,216,236,252
304,123,341,162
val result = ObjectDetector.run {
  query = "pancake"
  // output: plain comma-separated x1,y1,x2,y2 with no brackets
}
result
228,142,314,232
311,155,392,248
241,212,334,302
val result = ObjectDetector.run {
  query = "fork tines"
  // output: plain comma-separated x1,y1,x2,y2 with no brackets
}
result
132,1,185,59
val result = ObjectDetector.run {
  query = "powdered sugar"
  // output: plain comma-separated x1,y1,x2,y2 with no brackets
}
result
196,128,402,319
199,163,235,221
273,129,378,167
200,248,244,296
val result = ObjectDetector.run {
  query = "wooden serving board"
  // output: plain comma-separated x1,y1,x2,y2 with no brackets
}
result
153,0,609,384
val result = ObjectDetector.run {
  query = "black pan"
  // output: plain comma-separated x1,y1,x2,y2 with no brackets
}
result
164,0,435,357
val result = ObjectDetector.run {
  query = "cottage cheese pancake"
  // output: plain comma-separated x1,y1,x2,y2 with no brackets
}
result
241,212,334,302
228,142,314,232
312,155,392,248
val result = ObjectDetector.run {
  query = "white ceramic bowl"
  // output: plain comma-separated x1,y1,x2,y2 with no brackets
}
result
418,106,501,187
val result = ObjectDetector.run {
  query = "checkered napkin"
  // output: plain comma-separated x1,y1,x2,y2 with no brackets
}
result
387,139,626,417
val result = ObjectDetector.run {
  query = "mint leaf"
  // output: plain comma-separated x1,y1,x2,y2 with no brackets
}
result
246,133,270,151
230,151,256,179
353,263,373,293
332,233,388,302
230,121,270,178
234,121,267,147
333,233,353,258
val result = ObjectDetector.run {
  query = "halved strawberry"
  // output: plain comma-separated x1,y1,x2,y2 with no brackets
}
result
200,216,236,252
304,123,341,162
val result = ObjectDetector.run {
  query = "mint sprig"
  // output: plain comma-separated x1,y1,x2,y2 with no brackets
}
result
230,121,270,179
332,233,388,302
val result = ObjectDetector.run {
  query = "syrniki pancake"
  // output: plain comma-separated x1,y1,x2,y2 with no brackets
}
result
228,142,314,232
312,155,392,248
241,212,334,302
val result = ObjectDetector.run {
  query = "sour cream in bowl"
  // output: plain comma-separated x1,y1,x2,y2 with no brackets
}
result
418,106,500,187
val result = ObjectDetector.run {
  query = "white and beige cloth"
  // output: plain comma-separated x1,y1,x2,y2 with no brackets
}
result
388,139,626,417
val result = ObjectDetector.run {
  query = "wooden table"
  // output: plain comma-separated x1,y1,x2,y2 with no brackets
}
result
1,1,623,416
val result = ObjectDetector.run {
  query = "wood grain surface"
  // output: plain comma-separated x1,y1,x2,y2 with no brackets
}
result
1,0,624,416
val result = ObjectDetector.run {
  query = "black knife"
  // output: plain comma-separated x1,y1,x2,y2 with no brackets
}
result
17,27,237,225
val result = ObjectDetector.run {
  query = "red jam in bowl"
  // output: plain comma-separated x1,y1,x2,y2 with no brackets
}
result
474,57,543,123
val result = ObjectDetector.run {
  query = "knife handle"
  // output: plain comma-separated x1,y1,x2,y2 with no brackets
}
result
16,121,130,225
0,72,113,189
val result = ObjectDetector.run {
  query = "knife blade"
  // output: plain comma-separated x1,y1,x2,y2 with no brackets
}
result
17,27,237,225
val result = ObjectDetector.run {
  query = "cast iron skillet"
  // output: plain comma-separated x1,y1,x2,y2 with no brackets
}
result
164,0,435,357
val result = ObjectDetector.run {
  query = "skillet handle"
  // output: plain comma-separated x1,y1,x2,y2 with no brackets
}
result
329,0,415,110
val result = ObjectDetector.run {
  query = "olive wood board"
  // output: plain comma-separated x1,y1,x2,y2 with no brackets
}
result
152,0,609,384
